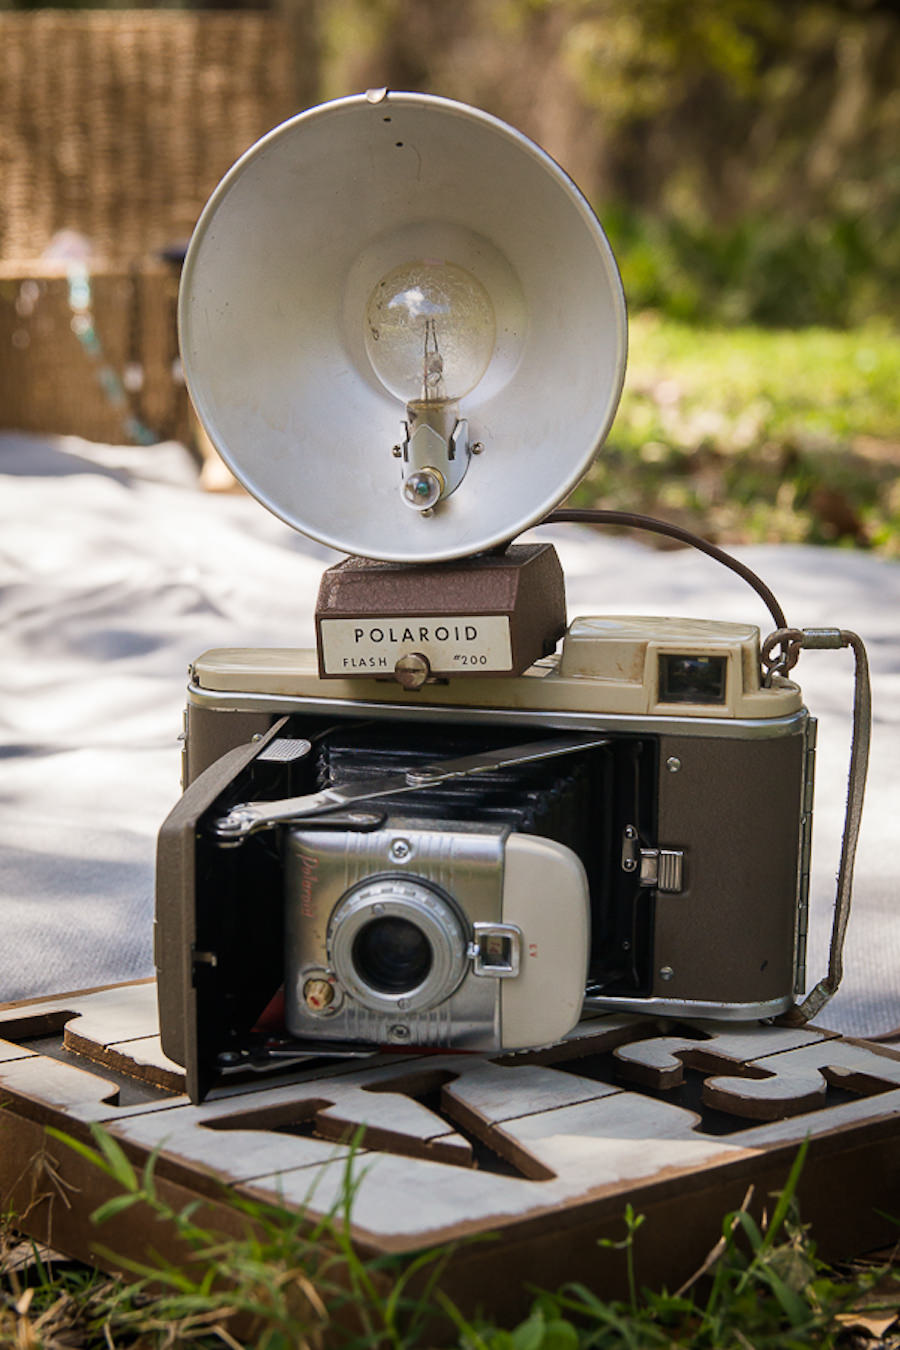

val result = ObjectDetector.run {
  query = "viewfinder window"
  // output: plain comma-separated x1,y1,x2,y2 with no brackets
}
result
480,933,514,969
658,654,727,705
472,924,521,977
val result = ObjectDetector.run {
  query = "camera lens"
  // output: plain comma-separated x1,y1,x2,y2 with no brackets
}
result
352,917,432,994
327,875,469,1013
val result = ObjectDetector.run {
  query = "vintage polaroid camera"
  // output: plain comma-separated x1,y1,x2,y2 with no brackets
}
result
155,92,822,1102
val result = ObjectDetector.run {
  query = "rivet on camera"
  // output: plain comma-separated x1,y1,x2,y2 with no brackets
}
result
666,757,682,773
217,1050,244,1066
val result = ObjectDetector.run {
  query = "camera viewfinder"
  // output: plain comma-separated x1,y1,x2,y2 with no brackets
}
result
658,653,727,705
471,923,521,978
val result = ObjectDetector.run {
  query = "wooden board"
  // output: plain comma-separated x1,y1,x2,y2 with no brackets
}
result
1,982,899,1327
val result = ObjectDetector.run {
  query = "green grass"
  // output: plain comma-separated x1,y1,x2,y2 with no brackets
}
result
571,313,900,554
1,1128,898,1348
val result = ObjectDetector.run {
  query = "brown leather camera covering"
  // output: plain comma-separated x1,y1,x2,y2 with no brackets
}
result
653,730,805,1004
183,707,273,787
314,542,566,679
155,720,287,1096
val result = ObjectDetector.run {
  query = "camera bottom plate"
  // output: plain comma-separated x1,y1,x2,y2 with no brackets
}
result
1,979,898,1325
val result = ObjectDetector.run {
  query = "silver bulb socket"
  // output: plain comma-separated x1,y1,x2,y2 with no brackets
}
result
398,401,473,511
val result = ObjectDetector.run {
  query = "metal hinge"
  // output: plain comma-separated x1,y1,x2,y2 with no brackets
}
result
621,825,684,893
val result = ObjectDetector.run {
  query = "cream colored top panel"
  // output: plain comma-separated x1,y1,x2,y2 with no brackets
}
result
192,614,802,719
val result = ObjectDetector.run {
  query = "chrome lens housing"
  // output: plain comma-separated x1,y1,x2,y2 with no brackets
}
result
327,875,470,1013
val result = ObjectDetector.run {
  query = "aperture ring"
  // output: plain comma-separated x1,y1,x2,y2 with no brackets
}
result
327,875,470,1014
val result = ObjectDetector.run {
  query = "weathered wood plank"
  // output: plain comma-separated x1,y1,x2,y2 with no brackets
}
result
1,979,898,1324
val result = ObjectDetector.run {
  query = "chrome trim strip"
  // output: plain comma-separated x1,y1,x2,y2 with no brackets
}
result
186,683,810,742
794,715,817,995
582,994,793,1020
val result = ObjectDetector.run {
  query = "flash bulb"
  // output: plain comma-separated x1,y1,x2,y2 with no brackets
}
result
364,260,495,407
402,468,444,511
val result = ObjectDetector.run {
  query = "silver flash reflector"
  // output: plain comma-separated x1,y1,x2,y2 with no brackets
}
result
178,90,627,562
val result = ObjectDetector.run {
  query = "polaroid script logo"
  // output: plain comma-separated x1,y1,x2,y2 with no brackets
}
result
299,852,318,918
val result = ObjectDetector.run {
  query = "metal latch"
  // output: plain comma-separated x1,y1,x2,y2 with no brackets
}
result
621,825,684,893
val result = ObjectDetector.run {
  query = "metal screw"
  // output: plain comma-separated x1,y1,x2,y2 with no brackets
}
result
392,445,403,458
390,840,411,861
389,1024,410,1042
666,757,682,773
471,442,485,454
622,940,631,951
397,998,409,1011
623,858,637,872
659,965,675,981
373,902,385,914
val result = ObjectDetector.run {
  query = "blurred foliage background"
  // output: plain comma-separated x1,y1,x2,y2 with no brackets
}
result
304,0,900,332
2,0,898,549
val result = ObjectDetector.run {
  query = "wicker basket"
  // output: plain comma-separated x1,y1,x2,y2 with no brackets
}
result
0,11,297,443
0,11,296,263
0,259,190,445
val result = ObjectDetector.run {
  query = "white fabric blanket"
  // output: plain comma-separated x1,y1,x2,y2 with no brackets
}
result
1,431,897,1037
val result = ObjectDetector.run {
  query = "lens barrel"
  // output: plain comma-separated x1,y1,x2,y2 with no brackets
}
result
351,916,434,994
327,874,469,1013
